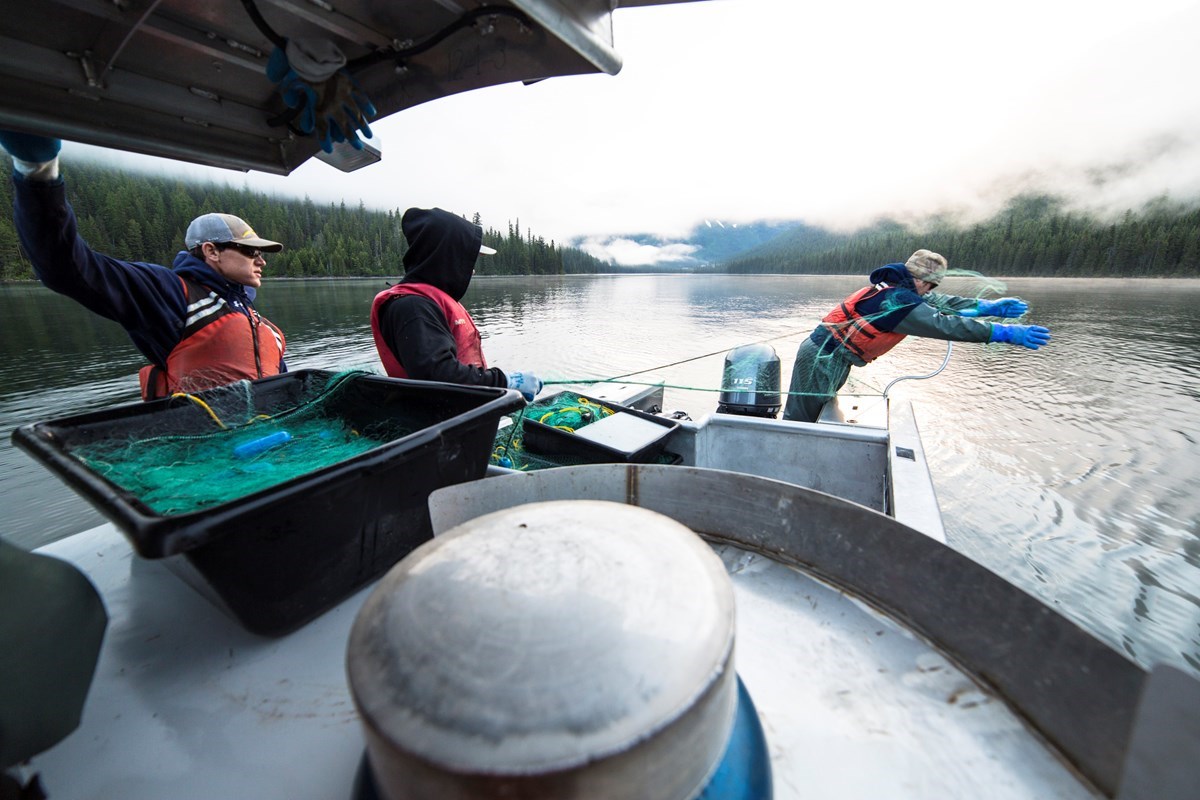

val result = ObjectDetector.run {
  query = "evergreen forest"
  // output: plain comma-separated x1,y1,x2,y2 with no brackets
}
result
0,160,611,282
723,194,1200,277
1,159,1197,281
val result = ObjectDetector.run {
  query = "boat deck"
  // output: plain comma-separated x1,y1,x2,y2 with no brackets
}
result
26,522,1098,799
499,386,946,541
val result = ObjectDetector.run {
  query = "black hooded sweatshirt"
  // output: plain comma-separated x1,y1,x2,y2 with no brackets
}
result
377,208,507,387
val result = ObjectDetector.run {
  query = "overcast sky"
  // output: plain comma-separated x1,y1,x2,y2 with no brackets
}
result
69,0,1200,265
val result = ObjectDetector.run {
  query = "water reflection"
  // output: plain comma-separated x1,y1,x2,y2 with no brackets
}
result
1,275,1198,677
915,278,1200,674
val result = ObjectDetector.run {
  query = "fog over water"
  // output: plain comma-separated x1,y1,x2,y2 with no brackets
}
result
66,0,1200,266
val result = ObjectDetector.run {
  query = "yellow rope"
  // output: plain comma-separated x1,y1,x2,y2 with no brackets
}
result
169,392,227,429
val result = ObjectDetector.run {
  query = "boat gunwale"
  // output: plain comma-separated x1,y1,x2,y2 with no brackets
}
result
429,463,1145,797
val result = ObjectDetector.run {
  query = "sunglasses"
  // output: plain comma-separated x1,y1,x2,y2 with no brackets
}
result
220,242,264,259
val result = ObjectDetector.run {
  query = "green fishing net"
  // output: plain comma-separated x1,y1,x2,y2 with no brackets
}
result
490,390,679,471
69,371,413,515
490,390,615,471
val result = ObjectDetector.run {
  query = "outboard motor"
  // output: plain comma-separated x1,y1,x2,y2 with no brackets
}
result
717,343,781,418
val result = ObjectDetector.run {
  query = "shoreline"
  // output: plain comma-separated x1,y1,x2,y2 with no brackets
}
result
4,273,1199,286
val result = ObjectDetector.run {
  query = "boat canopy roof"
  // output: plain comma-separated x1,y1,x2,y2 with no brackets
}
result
0,0,693,174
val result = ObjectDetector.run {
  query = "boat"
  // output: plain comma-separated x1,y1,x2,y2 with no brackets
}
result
0,0,696,176
8,370,1197,798
1,1,1197,798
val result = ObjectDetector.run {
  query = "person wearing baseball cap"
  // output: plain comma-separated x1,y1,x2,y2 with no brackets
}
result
0,131,289,400
782,249,1050,423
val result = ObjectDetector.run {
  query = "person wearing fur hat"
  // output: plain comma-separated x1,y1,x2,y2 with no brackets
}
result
781,249,1050,423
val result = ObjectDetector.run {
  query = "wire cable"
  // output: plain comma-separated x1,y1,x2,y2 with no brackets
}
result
347,6,532,72
239,0,288,49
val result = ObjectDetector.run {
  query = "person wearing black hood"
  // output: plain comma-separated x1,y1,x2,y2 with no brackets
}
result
0,132,288,400
369,207,542,400
782,249,1051,423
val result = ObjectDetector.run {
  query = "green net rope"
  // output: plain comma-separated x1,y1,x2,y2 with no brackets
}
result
489,390,680,472
489,391,614,471
70,370,408,515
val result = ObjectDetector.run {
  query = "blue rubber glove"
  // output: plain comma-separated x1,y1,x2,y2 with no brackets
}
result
0,131,61,163
970,297,1029,318
267,41,376,154
267,47,319,136
990,324,1051,350
313,72,376,153
507,371,543,401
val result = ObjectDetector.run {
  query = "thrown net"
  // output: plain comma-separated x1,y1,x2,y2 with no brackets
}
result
785,270,1020,421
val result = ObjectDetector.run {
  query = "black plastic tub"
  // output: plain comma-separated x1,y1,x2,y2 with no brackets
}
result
523,393,679,464
12,370,524,636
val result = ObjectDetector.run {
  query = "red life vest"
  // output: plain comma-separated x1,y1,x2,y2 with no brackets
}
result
138,277,286,400
370,282,486,378
821,285,907,363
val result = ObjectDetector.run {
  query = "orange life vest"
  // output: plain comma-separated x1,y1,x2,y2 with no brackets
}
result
820,285,907,363
138,277,286,400
370,282,486,378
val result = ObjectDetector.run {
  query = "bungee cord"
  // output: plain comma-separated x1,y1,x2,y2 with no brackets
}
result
883,341,953,398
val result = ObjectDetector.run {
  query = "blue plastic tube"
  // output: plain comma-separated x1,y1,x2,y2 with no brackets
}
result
233,430,292,459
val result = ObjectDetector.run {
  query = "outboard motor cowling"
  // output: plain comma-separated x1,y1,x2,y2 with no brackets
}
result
717,344,781,418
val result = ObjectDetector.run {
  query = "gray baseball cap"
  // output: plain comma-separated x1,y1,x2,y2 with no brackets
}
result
185,213,284,252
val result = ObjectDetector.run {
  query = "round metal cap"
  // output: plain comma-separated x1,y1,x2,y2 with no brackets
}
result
346,500,737,800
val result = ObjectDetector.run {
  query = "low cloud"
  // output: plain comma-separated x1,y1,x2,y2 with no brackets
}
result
61,1,1200,249
580,237,701,267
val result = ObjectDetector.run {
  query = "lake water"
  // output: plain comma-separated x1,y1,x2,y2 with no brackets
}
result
2,274,1198,681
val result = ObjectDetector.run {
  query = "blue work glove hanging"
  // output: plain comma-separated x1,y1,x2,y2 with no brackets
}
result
990,324,1051,350
313,70,377,152
507,371,543,401
267,39,377,153
966,297,1029,318
267,45,319,136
